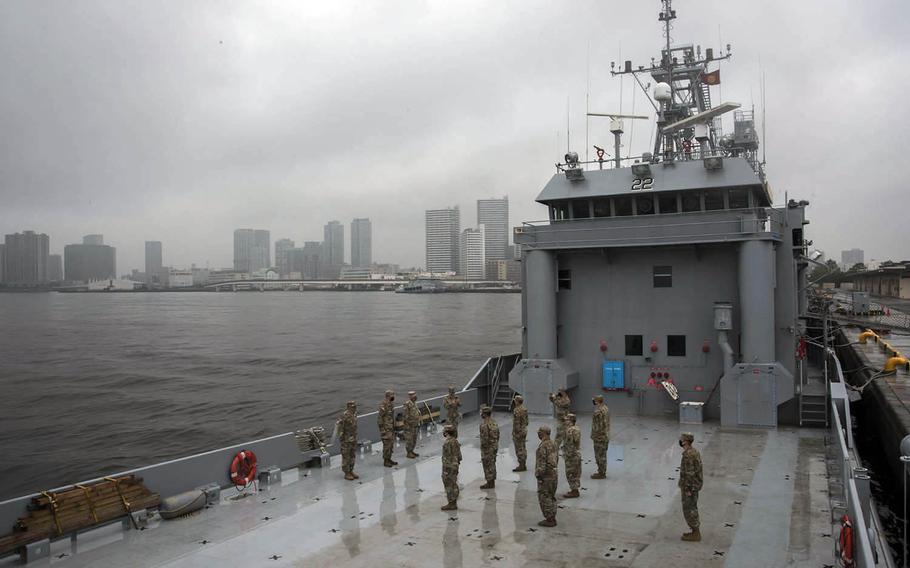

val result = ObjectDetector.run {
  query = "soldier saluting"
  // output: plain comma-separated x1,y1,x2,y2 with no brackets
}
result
336,401,359,481
479,405,499,489
377,390,398,467
548,389,571,447
443,385,461,432
511,394,528,472
678,432,704,542
535,425,559,527
440,424,461,511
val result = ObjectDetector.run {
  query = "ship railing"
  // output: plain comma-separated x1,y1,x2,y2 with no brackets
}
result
558,148,733,172
463,353,522,408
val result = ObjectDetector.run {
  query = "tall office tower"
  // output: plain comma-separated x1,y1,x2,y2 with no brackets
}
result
47,254,63,282
64,237,116,282
425,206,461,273
351,218,372,268
289,242,325,280
83,234,104,246
477,197,509,263
841,248,865,269
0,244,5,283
459,225,486,280
275,238,296,277
324,221,344,267
145,241,163,284
3,230,50,285
234,229,271,273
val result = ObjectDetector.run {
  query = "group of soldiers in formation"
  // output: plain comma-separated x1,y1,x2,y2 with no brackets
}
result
336,387,704,540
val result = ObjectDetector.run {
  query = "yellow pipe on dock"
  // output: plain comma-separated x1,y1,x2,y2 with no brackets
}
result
884,356,909,373
858,330,878,344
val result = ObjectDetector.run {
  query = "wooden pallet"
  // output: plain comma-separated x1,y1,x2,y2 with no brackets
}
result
0,475,160,556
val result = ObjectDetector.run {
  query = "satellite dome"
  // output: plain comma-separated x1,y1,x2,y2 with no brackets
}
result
653,82,672,101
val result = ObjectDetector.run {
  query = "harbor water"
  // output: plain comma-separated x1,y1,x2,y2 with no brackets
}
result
0,292,521,501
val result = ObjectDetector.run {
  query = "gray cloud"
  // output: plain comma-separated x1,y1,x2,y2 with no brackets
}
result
2,0,908,271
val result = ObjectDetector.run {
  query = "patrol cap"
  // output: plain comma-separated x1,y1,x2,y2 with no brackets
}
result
538,425,551,435
680,432,695,443
480,404,492,415
448,385,456,393
557,388,567,395
593,395,604,403
513,394,523,403
408,390,417,396
346,400,357,408
385,389,394,398
443,424,457,435
565,413,577,422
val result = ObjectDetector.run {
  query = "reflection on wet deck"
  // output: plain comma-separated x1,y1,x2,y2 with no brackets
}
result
4,414,836,567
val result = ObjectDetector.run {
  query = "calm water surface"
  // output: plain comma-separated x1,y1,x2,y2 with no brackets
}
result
0,292,521,500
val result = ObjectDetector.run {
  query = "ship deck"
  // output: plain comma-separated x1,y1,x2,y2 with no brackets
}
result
3,413,836,567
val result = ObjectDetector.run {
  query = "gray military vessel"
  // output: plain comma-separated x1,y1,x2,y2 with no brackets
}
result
0,1,899,566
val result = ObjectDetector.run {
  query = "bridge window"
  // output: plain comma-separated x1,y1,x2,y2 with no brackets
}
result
572,199,591,219
625,335,643,356
667,335,687,356
653,265,672,287
704,190,725,211
681,192,702,212
558,269,572,290
658,193,678,214
728,188,750,209
636,196,655,215
593,198,611,218
614,196,633,216
551,201,570,221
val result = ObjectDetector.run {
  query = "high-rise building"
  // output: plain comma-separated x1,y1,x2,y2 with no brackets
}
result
425,206,461,273
459,225,486,280
351,218,372,268
145,241,163,285
3,230,49,285
275,238,296,277
477,197,509,264
233,229,270,274
289,242,325,280
841,248,865,270
83,234,104,246
47,254,63,282
324,221,344,267
0,244,5,283
64,237,116,282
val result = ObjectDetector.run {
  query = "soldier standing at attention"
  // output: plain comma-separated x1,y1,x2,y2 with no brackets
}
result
403,391,421,458
535,425,559,527
337,401,359,481
678,432,704,542
440,424,462,511
548,389,571,447
443,386,461,431
591,395,610,479
511,395,529,472
378,390,398,467
562,414,581,498
479,405,500,489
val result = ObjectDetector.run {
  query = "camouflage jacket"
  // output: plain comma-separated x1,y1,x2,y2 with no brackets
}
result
480,417,500,451
512,406,528,437
563,425,581,458
403,400,421,427
552,395,570,419
678,447,704,493
377,401,394,434
591,404,610,441
442,437,462,470
535,438,559,479
337,410,357,444
444,394,460,416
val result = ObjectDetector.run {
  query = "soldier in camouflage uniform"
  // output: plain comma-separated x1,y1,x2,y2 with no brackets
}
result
511,395,528,472
591,395,610,479
548,389,571,448
535,425,559,527
440,424,462,510
377,390,398,467
403,391,421,458
336,401,359,481
562,413,581,498
479,405,500,489
443,386,461,432
678,432,704,542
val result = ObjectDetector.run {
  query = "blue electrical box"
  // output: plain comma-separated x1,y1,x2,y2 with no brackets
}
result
602,360,625,390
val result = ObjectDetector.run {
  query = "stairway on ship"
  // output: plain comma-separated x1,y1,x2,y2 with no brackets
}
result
491,380,515,412
799,375,829,427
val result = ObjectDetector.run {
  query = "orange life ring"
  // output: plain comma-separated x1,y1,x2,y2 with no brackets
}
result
837,514,854,567
230,450,257,487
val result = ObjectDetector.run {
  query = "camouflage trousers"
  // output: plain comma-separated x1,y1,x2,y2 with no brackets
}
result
442,467,459,502
404,427,418,454
537,476,557,519
341,442,356,473
682,490,700,529
593,439,609,474
381,433,394,461
481,449,497,481
555,420,566,448
446,412,460,431
513,434,527,465
564,454,581,490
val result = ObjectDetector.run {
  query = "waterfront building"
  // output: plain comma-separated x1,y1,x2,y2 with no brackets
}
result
350,218,372,268
0,244,4,282
425,206,461,273
841,248,865,270
459,225,485,280
145,241,163,285
275,238,295,277
233,229,270,274
289,242,325,280
167,269,194,288
206,270,249,285
324,221,344,278
485,259,521,282
64,237,116,283
2,230,50,285
47,254,63,282
477,197,509,267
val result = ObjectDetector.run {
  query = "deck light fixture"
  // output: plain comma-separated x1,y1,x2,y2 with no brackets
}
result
631,162,652,177
703,156,723,170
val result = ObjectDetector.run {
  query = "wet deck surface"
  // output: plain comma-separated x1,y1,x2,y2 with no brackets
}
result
2,414,836,567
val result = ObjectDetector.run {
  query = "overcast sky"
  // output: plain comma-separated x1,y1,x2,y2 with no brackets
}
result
2,0,908,271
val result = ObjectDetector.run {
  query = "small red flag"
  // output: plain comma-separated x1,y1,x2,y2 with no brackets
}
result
702,69,720,85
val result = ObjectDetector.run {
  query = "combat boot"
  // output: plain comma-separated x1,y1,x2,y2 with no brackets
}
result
350,472,360,479
537,517,557,527
407,452,419,459
681,529,701,542
512,463,527,472
590,472,606,479
479,480,495,489
390,459,399,465
563,489,579,498
440,501,458,511
344,472,355,481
